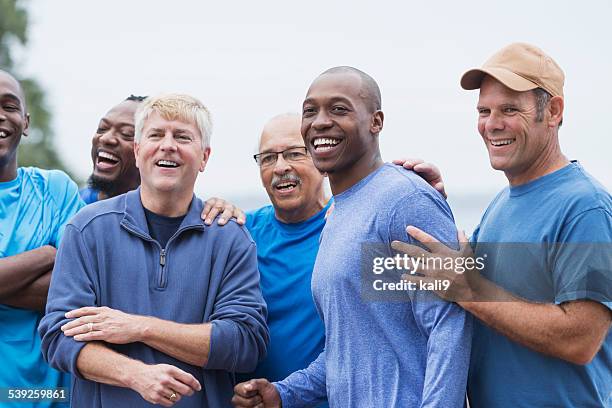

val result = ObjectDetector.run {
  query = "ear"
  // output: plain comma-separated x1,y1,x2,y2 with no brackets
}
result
199,147,211,172
22,113,30,137
370,110,384,134
133,141,140,169
548,96,564,128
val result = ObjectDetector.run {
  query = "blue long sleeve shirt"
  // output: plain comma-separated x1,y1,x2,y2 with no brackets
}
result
38,188,269,408
274,164,472,408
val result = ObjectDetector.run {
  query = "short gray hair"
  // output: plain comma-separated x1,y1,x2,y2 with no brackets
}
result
134,93,213,148
533,88,562,127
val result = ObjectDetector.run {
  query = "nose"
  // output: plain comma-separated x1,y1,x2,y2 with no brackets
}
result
484,110,505,134
273,153,291,175
160,132,178,151
98,129,119,146
311,110,333,130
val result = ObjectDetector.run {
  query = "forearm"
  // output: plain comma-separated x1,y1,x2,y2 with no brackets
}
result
76,342,143,388
140,316,211,366
460,279,610,363
0,245,55,299
2,270,51,311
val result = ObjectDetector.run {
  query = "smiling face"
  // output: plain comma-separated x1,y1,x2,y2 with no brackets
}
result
134,110,209,200
0,71,29,181
301,72,383,194
89,100,141,196
477,76,557,184
258,114,326,223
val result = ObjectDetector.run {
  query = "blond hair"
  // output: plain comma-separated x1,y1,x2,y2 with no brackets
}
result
134,93,213,148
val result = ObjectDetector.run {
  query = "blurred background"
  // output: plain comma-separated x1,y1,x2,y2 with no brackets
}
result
3,0,610,233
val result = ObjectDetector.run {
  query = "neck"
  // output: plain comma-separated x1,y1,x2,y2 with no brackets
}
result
507,140,569,186
328,151,383,196
0,157,17,183
274,194,329,224
139,187,192,217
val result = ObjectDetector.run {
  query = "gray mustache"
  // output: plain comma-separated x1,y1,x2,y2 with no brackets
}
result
271,173,301,188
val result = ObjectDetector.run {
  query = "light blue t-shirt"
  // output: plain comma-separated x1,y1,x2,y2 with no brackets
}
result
243,203,329,398
469,162,612,407
275,163,472,407
0,167,84,407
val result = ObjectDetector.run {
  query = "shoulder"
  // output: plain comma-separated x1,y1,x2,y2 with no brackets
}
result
19,167,77,194
68,193,125,231
560,163,611,215
246,205,274,231
206,218,256,248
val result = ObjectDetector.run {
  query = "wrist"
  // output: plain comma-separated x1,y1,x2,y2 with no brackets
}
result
138,316,156,343
41,245,57,270
120,359,147,389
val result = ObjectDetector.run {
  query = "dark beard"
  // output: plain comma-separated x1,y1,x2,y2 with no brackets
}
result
87,174,122,198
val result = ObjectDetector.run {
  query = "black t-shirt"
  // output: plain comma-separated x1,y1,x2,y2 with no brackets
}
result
143,208,185,249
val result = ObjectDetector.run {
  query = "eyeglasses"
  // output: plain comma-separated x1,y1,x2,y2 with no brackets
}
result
253,146,309,167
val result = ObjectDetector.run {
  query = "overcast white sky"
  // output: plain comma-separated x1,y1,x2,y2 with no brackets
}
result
18,0,612,214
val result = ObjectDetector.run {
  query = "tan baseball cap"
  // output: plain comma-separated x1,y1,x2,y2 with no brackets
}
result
460,42,564,97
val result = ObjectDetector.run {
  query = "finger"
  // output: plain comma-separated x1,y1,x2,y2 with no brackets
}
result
231,393,262,407
65,307,102,319
411,163,438,179
406,226,440,247
234,383,257,398
434,182,447,198
61,315,98,331
202,199,215,220
73,330,105,342
164,390,182,404
204,206,221,225
235,209,246,226
172,368,202,392
168,377,194,397
217,205,234,225
401,273,435,286
63,322,95,337
391,240,430,259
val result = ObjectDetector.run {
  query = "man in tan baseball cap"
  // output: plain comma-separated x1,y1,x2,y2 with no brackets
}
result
392,42,612,407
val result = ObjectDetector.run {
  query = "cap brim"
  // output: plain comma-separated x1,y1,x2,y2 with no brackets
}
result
460,67,539,92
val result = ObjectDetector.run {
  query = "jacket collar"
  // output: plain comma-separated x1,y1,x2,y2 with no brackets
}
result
121,187,206,238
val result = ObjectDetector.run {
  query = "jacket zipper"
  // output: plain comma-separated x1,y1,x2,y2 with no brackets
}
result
122,222,204,290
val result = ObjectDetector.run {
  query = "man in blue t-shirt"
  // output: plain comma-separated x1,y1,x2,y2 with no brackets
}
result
0,70,84,407
393,43,611,407
233,67,471,407
244,113,330,389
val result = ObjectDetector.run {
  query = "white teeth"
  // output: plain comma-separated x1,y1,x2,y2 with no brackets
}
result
98,151,119,161
0,131,7,138
276,182,296,189
313,137,341,147
157,160,178,167
490,139,515,146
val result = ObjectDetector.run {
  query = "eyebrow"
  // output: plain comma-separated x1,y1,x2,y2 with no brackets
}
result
303,95,353,106
260,145,306,154
99,118,134,128
0,93,23,106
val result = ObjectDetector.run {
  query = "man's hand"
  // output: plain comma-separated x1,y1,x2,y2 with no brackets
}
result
128,362,201,407
232,379,281,408
391,226,483,302
201,197,246,226
392,158,446,198
62,306,145,344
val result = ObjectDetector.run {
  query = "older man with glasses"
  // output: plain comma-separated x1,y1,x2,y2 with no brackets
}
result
238,113,446,408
